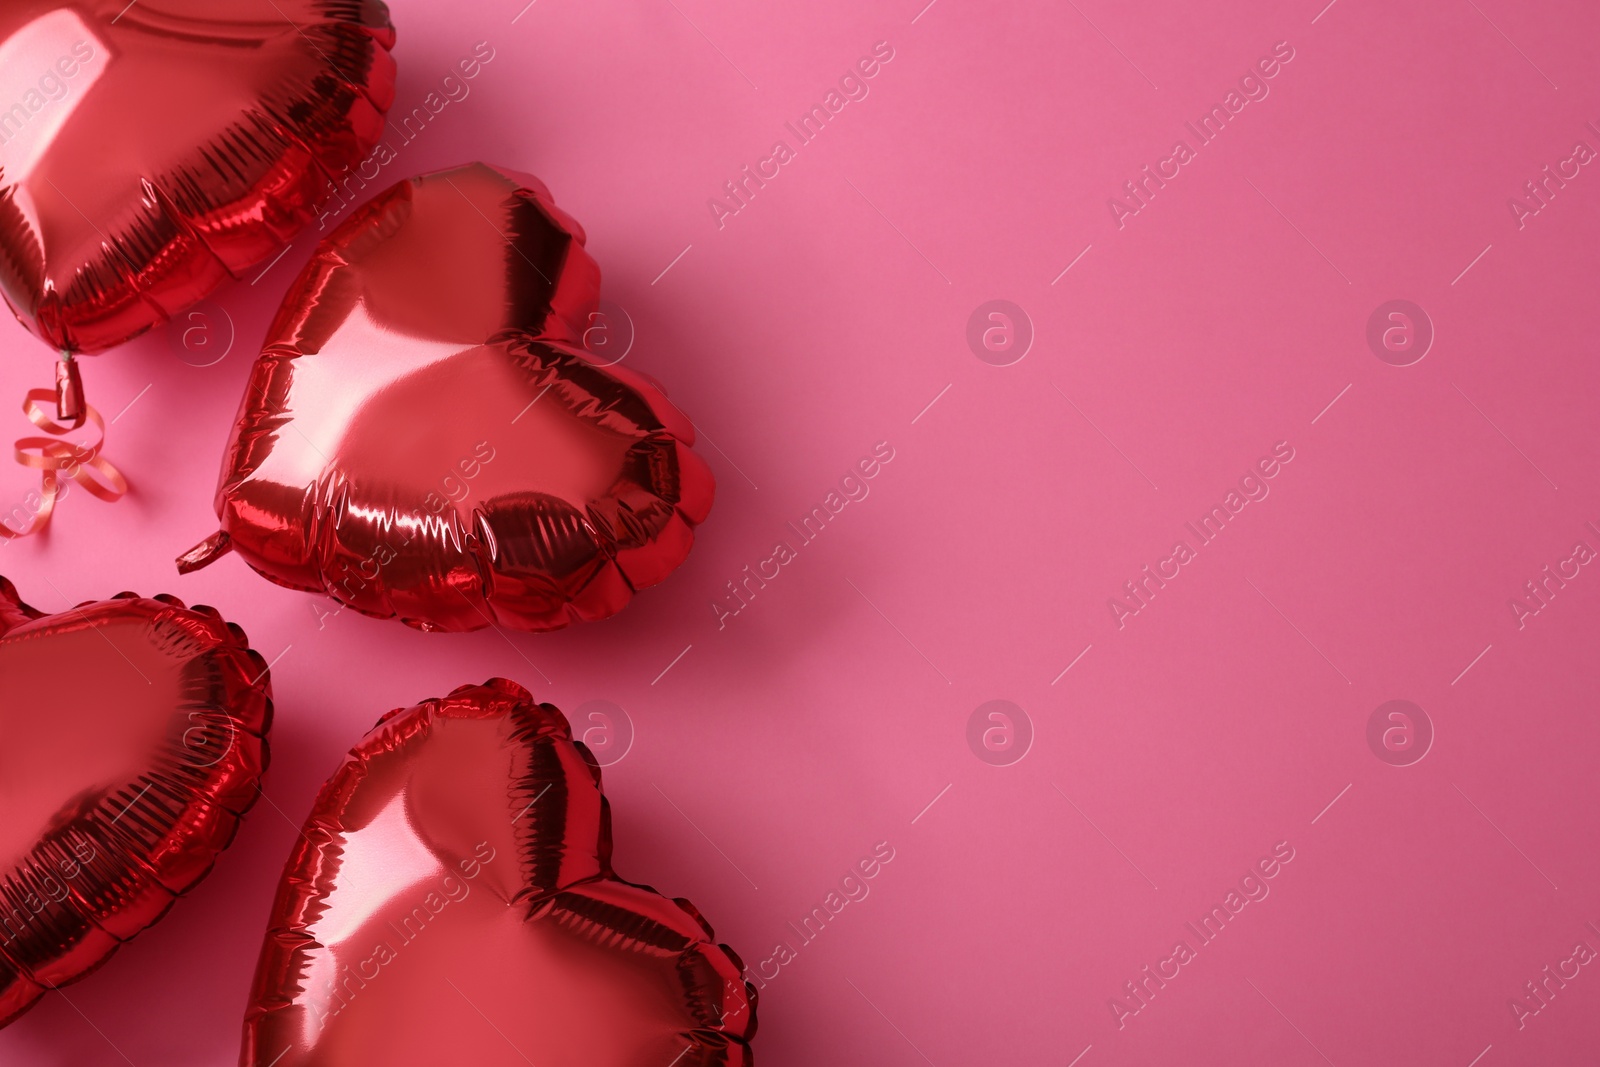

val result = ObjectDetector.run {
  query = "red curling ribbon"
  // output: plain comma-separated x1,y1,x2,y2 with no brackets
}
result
2,384,129,539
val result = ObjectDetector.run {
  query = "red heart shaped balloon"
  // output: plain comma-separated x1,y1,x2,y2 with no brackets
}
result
182,162,714,632
0,575,272,1027
241,679,756,1065
0,0,397,354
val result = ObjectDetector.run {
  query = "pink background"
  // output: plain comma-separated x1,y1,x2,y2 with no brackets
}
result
3,0,1600,1063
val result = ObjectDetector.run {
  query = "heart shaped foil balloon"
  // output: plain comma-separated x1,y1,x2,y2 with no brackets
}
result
0,0,397,354
180,162,714,632
0,575,272,1027
241,678,756,1065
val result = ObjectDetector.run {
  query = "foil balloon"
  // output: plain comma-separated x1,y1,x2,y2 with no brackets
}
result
0,575,272,1027
241,679,756,1065
0,0,398,355
178,162,715,632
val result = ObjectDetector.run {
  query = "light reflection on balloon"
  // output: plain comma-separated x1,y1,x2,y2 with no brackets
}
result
0,0,398,356
180,162,714,633
0,575,272,1028
241,679,756,1065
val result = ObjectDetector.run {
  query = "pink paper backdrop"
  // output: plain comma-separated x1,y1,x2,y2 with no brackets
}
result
3,0,1599,1063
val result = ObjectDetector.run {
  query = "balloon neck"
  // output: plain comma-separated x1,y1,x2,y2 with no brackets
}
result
55,352,84,427
176,531,233,575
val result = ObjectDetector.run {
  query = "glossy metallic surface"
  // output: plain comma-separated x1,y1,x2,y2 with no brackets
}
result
0,0,397,354
0,575,272,1027
241,679,756,1066
198,162,714,632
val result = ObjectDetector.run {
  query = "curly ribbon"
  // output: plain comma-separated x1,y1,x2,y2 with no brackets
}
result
1,384,128,539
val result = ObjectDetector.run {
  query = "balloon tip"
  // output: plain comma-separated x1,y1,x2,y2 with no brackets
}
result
54,355,84,427
176,531,232,575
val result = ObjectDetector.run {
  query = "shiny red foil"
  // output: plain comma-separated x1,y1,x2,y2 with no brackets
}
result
0,0,397,354
0,575,273,1027
241,679,756,1065
197,162,714,632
